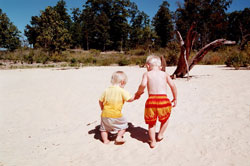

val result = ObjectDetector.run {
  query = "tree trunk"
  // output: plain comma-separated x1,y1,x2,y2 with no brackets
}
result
172,23,236,78
172,22,197,78
240,34,250,50
239,23,250,50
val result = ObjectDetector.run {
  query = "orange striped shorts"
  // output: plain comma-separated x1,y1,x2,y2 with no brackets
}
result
144,94,172,125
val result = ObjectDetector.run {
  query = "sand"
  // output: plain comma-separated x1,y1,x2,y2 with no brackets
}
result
0,65,250,166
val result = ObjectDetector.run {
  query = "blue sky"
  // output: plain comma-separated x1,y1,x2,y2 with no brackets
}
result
1,0,250,36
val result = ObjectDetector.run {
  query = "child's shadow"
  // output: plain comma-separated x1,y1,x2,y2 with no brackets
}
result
127,122,148,143
88,122,148,143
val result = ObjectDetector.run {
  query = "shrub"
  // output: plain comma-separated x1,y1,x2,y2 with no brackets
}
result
126,48,147,56
165,51,178,66
89,49,101,56
24,54,33,64
70,58,77,64
98,58,113,66
118,58,130,66
225,52,250,68
202,54,223,65
129,56,147,66
51,54,64,62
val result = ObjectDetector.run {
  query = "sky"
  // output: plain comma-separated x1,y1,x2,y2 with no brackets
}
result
1,0,250,37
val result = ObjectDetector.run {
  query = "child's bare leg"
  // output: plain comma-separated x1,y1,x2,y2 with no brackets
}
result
115,129,126,142
148,124,156,148
157,120,169,141
115,129,126,144
101,131,110,144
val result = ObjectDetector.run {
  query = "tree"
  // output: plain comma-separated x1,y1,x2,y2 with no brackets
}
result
81,0,132,51
54,0,72,31
109,0,131,51
175,0,232,47
81,1,96,50
0,9,21,51
24,16,40,48
227,8,250,50
129,3,153,49
81,0,110,50
152,1,173,47
25,6,71,53
95,11,111,51
70,8,83,48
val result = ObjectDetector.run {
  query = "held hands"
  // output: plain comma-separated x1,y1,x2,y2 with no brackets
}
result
171,99,177,107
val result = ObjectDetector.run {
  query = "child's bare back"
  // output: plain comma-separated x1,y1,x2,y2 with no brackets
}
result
145,70,168,95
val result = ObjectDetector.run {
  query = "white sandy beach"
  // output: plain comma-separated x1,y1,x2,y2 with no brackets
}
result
0,65,250,166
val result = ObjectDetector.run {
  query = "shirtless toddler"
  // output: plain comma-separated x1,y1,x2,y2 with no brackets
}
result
135,55,177,148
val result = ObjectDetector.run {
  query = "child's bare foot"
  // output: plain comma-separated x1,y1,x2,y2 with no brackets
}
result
103,140,110,144
156,136,164,142
148,140,156,148
115,137,126,145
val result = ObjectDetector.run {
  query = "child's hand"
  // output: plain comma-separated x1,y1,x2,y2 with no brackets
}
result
171,99,177,107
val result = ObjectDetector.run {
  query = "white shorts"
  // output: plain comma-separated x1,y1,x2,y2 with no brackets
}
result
100,117,128,134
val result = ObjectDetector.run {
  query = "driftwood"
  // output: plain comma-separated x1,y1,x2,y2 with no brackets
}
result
160,55,166,72
172,22,236,78
189,39,236,71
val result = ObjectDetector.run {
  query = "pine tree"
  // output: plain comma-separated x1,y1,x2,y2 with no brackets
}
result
152,1,173,47
0,9,21,51
25,6,71,52
70,8,83,49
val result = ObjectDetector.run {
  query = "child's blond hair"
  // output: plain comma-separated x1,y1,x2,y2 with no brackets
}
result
146,55,161,67
111,71,128,85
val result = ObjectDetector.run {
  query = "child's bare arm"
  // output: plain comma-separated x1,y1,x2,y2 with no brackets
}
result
166,73,177,107
99,100,104,110
127,95,135,102
135,72,147,99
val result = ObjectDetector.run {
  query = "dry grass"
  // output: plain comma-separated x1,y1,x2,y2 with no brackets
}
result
0,43,249,69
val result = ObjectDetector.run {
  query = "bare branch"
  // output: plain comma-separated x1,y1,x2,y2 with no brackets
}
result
176,31,184,46
189,39,236,71
160,55,166,72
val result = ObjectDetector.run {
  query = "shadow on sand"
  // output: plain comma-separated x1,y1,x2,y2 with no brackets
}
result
88,122,148,143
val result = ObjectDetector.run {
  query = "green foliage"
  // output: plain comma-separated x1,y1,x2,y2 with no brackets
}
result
129,5,153,49
118,58,130,66
0,9,21,51
1,45,248,70
227,8,250,45
152,1,173,47
175,0,232,47
151,42,180,66
20,0,249,53
129,56,147,66
70,8,82,48
126,48,147,56
81,0,146,51
164,42,180,66
225,52,250,68
25,6,71,53
89,49,101,56
54,0,72,30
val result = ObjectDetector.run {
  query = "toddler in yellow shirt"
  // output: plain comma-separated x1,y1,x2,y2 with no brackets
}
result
99,71,135,144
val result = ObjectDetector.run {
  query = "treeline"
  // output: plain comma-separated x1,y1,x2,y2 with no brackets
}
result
0,0,250,52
